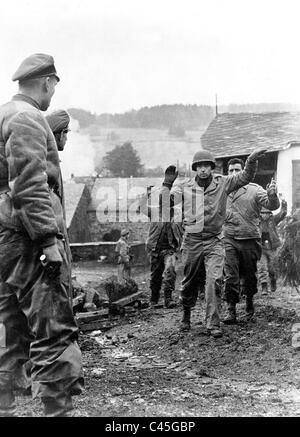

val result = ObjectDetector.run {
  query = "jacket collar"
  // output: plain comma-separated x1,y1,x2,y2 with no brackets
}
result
12,94,40,109
192,174,220,195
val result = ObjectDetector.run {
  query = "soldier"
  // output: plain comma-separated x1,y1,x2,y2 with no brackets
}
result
223,158,280,325
144,148,266,337
115,229,132,281
146,214,183,309
45,109,73,289
0,54,84,417
257,198,287,295
46,109,71,152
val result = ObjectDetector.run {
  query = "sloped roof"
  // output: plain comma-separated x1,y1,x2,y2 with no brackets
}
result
88,177,164,211
201,112,300,158
64,182,86,228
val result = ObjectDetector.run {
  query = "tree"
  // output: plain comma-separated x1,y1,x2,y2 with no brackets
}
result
67,108,96,128
103,142,144,177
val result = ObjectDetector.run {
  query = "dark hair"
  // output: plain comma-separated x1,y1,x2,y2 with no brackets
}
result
228,158,244,169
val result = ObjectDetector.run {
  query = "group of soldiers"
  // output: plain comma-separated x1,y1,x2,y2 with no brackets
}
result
0,52,287,417
137,149,285,337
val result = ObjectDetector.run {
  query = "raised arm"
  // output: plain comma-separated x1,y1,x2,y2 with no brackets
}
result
256,180,280,211
139,165,183,222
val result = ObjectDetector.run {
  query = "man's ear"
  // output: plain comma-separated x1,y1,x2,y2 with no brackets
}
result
42,77,50,92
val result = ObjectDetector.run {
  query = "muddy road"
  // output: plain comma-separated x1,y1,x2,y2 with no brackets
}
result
15,262,300,417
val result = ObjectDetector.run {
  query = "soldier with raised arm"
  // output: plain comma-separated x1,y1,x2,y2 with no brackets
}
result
144,147,267,337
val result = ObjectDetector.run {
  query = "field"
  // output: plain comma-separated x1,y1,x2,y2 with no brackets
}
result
83,126,208,169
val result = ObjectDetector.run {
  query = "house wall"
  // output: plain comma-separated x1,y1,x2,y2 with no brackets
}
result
87,211,151,242
68,188,92,243
276,144,300,213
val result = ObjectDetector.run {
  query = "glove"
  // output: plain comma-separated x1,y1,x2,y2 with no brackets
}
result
41,243,62,279
42,243,62,265
248,147,268,162
163,165,178,186
266,179,277,196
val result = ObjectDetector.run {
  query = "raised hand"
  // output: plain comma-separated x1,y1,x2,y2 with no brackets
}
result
164,165,178,186
266,178,278,196
248,147,268,162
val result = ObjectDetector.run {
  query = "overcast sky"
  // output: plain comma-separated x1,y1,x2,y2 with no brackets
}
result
1,0,300,114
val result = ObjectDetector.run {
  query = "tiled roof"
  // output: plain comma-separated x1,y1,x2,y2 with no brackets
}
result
64,183,86,228
201,112,300,158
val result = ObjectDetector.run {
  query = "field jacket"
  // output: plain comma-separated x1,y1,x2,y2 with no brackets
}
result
224,183,280,240
0,94,64,247
146,221,183,253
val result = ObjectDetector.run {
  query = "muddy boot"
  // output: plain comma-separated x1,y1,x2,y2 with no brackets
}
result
165,298,176,309
164,290,176,308
149,288,160,308
0,391,17,417
43,394,74,417
261,282,268,296
223,303,237,325
180,307,191,331
244,296,255,320
270,278,277,293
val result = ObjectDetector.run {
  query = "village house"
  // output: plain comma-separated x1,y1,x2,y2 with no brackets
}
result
64,182,91,243
64,178,163,263
86,177,164,242
201,112,300,212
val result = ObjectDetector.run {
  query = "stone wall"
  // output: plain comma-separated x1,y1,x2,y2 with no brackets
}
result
70,241,149,266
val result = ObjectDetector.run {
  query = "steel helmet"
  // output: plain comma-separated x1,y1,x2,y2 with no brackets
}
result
192,150,216,171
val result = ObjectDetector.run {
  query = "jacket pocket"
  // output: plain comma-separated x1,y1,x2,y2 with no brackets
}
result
0,194,22,230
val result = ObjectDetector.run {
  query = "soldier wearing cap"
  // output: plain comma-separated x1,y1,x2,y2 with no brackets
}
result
257,199,287,295
46,109,71,151
141,148,267,337
0,54,83,417
115,229,132,281
46,109,73,286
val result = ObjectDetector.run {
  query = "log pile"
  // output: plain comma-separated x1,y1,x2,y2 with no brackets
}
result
72,275,148,332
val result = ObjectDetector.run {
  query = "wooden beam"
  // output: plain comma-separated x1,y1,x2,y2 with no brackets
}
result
76,309,109,323
109,290,144,308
